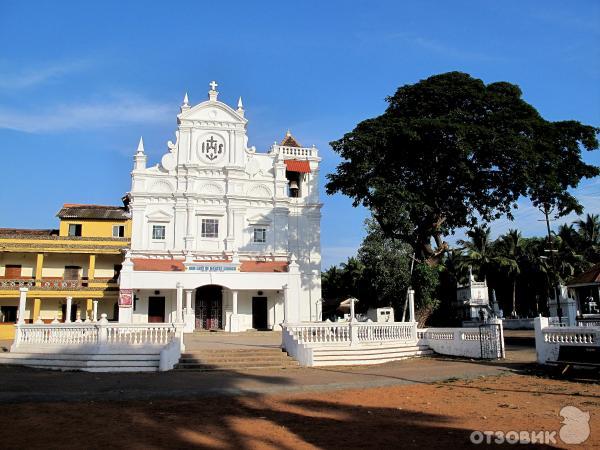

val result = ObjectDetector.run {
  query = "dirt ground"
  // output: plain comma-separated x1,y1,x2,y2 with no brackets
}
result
1,373,597,449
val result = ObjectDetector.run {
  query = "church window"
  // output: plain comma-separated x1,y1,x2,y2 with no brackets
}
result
152,225,166,240
201,219,219,238
253,227,266,243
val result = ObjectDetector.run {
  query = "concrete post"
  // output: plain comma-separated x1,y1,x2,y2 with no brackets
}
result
534,316,550,364
98,313,108,344
92,300,98,322
185,289,193,313
176,283,183,323
232,290,238,315
283,285,290,324
17,287,28,324
408,288,416,323
65,296,73,323
350,297,357,322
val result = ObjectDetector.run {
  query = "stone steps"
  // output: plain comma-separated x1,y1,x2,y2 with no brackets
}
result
174,347,299,371
310,344,433,367
0,352,161,372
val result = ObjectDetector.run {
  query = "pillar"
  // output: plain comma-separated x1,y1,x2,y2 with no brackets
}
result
35,253,44,283
283,284,290,324
232,290,238,315
350,297,357,322
88,254,96,282
86,299,93,321
65,296,73,323
408,288,416,323
176,283,183,323
17,287,28,324
32,298,42,322
93,300,99,322
185,289,193,312
229,289,240,332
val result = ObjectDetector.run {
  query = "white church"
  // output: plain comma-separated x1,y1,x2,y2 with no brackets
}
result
118,81,322,333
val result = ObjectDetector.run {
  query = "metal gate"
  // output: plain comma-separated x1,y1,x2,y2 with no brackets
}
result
479,323,502,359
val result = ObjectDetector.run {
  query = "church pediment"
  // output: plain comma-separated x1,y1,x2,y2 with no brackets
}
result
179,101,247,125
145,209,173,222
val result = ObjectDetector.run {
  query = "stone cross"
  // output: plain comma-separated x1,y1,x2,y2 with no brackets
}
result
209,80,218,91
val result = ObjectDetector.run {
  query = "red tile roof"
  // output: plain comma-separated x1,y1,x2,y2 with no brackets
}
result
132,259,184,271
284,160,311,173
132,259,288,273
240,261,288,273
280,132,301,147
568,264,600,285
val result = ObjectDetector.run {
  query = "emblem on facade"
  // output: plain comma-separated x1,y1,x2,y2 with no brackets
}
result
200,136,224,161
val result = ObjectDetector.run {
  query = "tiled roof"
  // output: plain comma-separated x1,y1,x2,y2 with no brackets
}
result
280,132,301,147
284,160,311,173
132,258,288,273
0,228,58,236
568,264,600,285
57,204,129,220
240,261,288,273
132,259,185,272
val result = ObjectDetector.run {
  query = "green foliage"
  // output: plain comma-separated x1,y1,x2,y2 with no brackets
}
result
326,72,599,263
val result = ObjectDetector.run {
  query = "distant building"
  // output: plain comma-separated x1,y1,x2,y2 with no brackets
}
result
567,264,600,316
454,268,500,321
0,204,130,339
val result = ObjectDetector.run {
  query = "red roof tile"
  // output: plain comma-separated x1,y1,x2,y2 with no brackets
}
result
132,259,288,273
284,160,311,173
132,259,184,271
568,264,600,285
240,261,288,273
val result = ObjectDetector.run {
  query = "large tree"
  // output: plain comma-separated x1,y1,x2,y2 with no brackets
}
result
326,72,599,264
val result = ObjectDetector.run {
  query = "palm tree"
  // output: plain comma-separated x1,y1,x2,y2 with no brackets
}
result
457,225,495,280
575,213,600,263
575,213,600,245
495,229,523,317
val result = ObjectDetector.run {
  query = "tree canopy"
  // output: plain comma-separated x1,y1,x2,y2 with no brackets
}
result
326,72,599,264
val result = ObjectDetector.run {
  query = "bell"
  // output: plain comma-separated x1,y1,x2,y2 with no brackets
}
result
289,180,299,190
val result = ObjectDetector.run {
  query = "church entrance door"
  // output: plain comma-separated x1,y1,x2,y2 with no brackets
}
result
195,285,222,330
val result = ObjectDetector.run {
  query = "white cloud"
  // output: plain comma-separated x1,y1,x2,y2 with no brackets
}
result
0,94,173,132
321,245,360,269
0,59,92,90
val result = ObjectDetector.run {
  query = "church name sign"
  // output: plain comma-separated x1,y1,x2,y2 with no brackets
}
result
186,263,239,273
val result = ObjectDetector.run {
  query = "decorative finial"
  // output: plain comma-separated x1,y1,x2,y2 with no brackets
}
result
237,96,243,109
136,136,145,155
183,92,189,106
286,129,291,137
208,81,219,101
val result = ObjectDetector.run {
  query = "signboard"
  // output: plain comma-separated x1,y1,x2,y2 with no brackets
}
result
119,289,133,307
186,264,239,273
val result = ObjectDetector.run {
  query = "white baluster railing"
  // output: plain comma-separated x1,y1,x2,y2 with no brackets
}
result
12,314,183,350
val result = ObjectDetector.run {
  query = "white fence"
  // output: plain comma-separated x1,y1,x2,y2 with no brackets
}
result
417,320,504,359
282,320,504,366
11,314,185,371
534,316,599,364
284,321,417,346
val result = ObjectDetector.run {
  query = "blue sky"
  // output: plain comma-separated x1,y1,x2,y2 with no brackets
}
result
0,1,598,268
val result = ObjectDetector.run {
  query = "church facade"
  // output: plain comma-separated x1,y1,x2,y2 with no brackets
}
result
118,82,322,332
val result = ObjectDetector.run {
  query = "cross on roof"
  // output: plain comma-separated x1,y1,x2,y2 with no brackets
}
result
209,80,218,91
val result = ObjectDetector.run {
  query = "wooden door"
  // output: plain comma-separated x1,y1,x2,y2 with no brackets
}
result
252,297,268,330
148,296,166,323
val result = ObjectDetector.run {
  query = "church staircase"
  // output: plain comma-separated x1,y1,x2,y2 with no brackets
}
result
174,347,299,371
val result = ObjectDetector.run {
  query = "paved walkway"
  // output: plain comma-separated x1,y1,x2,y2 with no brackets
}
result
0,345,537,403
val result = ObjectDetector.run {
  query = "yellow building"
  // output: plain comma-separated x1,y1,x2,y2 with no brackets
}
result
0,204,130,339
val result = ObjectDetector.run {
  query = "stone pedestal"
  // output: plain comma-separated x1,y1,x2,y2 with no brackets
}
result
228,313,241,332
184,310,195,333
